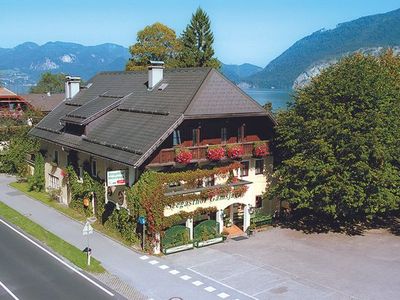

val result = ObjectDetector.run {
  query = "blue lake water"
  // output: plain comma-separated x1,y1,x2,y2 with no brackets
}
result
241,88,293,111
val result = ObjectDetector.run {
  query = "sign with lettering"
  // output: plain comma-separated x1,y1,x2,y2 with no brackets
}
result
107,170,127,186
164,194,247,217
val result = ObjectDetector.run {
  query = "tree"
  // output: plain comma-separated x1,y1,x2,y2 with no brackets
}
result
180,8,220,69
126,22,181,71
269,51,400,222
263,102,273,113
30,72,65,93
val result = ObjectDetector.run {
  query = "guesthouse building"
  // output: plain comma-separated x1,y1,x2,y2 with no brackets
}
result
30,63,277,253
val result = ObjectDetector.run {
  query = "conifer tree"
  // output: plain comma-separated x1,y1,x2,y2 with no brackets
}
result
180,8,220,69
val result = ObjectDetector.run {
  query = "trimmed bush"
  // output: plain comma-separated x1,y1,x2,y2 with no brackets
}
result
162,225,191,249
194,220,219,242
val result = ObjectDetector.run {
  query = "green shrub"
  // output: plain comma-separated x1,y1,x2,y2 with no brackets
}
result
162,225,190,248
194,220,219,241
28,153,45,192
251,212,272,227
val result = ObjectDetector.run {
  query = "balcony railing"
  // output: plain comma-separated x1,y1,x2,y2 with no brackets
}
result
148,140,270,166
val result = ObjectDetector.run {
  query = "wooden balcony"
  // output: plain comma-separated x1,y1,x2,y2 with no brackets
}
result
147,140,270,167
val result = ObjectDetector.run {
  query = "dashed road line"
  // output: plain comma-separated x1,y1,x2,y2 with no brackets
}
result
139,255,149,260
192,280,204,286
204,286,216,292
169,270,180,275
218,292,230,299
148,260,159,265
159,264,169,270
180,275,191,281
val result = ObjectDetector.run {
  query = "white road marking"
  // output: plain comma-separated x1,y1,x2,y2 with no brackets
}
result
0,280,19,300
159,265,169,270
180,275,191,281
218,292,230,299
169,270,180,275
188,267,256,300
204,286,216,292
0,218,114,297
148,260,159,265
192,280,203,286
139,255,149,260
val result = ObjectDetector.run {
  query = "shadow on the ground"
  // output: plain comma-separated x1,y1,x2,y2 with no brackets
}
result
274,209,400,236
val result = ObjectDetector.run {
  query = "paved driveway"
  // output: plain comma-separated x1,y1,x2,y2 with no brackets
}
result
164,227,400,299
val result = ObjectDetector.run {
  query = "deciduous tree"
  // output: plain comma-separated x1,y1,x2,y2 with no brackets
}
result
269,51,400,222
30,72,65,93
126,22,181,71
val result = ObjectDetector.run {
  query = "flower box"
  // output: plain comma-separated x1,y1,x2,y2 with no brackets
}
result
207,146,225,161
226,144,244,159
162,243,194,254
175,147,192,164
253,142,268,157
194,236,224,248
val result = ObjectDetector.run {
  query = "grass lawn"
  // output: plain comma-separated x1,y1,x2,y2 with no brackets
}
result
10,181,134,247
0,201,105,273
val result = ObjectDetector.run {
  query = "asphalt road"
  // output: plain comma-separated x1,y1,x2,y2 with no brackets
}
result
0,219,120,300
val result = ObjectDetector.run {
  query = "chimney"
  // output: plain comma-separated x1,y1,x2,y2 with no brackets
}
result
65,76,81,99
148,61,164,90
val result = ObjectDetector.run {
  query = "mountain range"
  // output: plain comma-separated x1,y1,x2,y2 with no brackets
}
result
1,8,400,93
0,42,261,93
247,8,400,89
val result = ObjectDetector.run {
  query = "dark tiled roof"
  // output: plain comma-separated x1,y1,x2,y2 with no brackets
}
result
184,69,266,117
30,67,275,167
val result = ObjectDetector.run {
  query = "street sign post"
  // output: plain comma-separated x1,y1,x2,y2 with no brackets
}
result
138,216,146,250
82,221,93,266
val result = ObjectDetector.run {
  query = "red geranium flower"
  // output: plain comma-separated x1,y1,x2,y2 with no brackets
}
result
226,144,244,159
175,148,192,164
253,142,268,157
207,146,225,161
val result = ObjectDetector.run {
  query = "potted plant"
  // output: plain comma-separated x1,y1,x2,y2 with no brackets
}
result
175,147,192,164
253,141,268,157
207,145,225,161
226,144,244,160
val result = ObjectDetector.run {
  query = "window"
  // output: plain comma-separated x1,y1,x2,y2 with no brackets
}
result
48,174,60,189
221,127,227,144
204,176,215,187
173,130,181,146
241,161,249,177
255,159,264,175
255,196,263,208
237,124,245,142
54,150,59,165
192,128,200,146
91,159,97,177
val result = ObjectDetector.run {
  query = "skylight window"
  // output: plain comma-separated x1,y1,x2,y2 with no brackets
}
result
158,83,168,90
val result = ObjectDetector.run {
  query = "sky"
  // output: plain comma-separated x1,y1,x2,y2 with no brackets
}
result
1,0,399,67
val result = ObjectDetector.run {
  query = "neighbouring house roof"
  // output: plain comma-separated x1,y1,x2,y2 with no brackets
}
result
0,87,17,97
30,68,275,168
21,93,65,113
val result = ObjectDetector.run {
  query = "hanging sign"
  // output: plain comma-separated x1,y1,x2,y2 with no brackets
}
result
107,170,127,186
